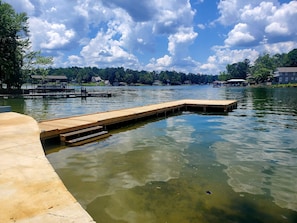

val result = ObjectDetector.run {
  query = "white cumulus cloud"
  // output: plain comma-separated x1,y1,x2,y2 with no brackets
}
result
29,17,76,50
3,0,297,75
225,23,256,46
219,0,297,47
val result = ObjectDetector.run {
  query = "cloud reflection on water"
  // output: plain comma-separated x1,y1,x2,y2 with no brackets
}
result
212,106,297,211
48,115,194,214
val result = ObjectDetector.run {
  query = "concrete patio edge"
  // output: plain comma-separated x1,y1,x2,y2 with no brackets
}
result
0,112,95,223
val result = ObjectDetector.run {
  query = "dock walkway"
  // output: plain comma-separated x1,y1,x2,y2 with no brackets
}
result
39,99,237,141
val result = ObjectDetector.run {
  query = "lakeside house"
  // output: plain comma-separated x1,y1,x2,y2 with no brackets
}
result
274,67,297,84
91,76,102,83
152,80,163,86
91,76,111,86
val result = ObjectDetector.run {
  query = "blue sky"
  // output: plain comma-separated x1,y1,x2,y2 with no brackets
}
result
5,0,297,74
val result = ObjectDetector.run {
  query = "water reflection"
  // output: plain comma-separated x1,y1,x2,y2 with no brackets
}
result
47,112,297,222
0,98,26,113
7,85,296,222
212,87,297,212
48,116,192,209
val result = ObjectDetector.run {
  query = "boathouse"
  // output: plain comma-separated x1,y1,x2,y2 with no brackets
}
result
30,75,68,87
27,75,74,96
226,79,247,86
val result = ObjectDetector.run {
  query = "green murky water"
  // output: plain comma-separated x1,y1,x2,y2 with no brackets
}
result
2,85,297,222
47,111,297,222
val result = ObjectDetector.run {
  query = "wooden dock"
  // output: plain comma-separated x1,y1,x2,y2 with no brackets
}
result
39,99,237,145
23,92,112,99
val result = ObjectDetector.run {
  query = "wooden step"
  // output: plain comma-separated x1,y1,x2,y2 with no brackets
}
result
60,125,103,142
66,131,110,146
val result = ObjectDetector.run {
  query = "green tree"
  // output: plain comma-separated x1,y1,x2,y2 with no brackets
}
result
218,71,231,81
251,54,275,83
22,51,53,83
0,0,29,89
226,59,250,79
159,71,169,84
253,67,271,83
139,70,154,85
124,73,134,84
286,48,297,67
273,53,288,68
169,71,182,85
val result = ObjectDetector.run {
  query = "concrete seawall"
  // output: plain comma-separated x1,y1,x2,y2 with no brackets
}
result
0,112,94,222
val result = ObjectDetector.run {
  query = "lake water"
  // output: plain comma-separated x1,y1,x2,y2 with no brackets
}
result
2,85,297,222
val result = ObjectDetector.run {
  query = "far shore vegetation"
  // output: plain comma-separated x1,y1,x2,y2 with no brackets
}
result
1,0,297,94
271,83,297,88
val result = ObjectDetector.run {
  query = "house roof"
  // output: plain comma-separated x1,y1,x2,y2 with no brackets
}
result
227,79,246,82
92,76,102,81
277,67,297,73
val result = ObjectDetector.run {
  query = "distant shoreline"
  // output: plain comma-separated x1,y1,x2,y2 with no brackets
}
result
271,83,297,88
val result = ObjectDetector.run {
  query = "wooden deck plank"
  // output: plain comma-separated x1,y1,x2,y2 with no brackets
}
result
39,99,237,140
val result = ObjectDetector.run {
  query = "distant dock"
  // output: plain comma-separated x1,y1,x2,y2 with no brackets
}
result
39,99,237,145
22,91,112,99
0,87,113,99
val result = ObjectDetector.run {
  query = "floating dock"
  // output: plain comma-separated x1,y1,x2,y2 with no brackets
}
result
39,99,237,145
0,88,113,99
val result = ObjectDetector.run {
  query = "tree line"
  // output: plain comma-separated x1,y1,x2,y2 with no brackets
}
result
219,48,297,83
46,67,218,86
